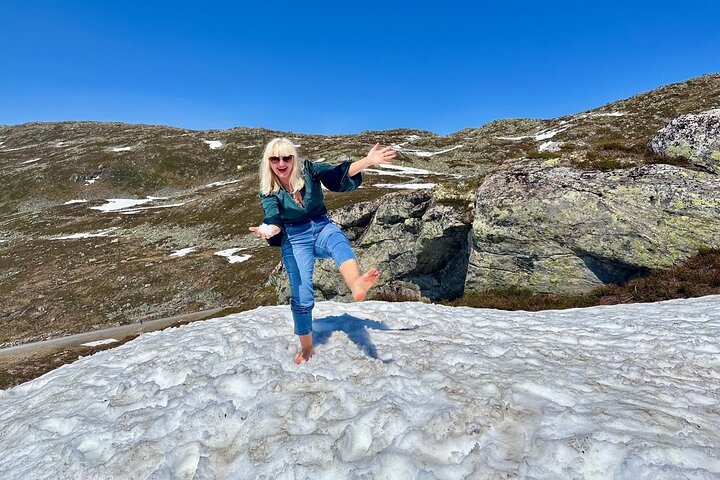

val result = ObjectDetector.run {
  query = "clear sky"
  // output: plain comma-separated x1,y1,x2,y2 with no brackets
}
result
1,1,718,135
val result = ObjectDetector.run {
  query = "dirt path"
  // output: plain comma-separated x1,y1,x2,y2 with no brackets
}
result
0,307,227,362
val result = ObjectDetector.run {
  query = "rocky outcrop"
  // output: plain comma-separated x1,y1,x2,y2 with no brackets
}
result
650,109,720,173
466,162,720,295
271,190,474,302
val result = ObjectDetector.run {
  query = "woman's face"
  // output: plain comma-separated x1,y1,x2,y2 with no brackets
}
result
269,154,294,183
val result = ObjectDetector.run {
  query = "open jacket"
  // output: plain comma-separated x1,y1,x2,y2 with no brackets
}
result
259,160,362,247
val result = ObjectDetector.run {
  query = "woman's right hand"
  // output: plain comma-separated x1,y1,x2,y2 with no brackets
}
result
249,223,281,239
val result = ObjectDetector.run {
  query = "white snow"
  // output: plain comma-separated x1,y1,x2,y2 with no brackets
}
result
539,141,562,152
63,199,88,205
81,339,118,348
497,122,572,142
170,247,197,257
110,146,133,152
20,157,41,165
371,164,436,175
90,197,182,214
587,111,626,117
257,224,275,236
206,179,240,188
214,248,251,264
91,198,153,212
374,183,436,190
399,145,463,157
118,203,186,215
53,228,118,240
1,297,719,478
204,140,223,150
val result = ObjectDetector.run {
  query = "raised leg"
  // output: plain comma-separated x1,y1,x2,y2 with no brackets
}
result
339,259,380,301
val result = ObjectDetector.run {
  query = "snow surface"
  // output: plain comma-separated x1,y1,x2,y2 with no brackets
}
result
204,140,223,150
374,183,437,190
170,247,198,258
2,297,719,478
91,198,153,212
110,146,133,152
81,339,118,348
63,199,89,205
400,145,463,157
21,157,41,164
214,248,251,264
53,228,118,240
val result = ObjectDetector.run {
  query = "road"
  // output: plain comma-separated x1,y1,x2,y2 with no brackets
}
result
0,307,228,361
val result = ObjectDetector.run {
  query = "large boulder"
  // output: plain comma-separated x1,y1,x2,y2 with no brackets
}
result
466,162,720,295
271,190,473,302
650,109,720,173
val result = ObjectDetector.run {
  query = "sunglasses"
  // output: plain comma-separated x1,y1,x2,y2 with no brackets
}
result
269,155,294,164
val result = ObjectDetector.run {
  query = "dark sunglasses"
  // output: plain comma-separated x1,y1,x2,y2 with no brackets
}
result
269,155,294,164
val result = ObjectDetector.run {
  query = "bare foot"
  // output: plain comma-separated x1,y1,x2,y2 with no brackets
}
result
351,268,380,301
294,348,315,365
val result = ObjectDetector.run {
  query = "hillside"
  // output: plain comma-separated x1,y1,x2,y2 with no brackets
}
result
1,74,719,348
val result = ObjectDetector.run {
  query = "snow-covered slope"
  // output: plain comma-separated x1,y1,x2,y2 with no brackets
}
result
1,298,719,479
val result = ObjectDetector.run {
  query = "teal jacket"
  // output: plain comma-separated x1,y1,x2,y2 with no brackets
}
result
259,160,362,247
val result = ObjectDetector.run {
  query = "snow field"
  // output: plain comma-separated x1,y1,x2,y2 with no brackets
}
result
0,297,718,478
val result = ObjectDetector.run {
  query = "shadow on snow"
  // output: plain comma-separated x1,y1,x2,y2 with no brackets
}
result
312,314,419,362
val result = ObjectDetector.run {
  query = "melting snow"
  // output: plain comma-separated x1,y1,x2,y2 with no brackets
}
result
20,158,41,164
587,111,626,117
0,297,718,478
170,247,197,258
539,141,562,152
399,145,463,157
91,198,153,213
204,140,223,149
53,228,118,240
64,199,89,205
110,146,133,152
206,179,240,188
374,183,436,189
214,248,251,264
81,339,118,348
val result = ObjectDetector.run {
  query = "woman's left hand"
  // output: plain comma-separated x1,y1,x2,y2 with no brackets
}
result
365,143,398,167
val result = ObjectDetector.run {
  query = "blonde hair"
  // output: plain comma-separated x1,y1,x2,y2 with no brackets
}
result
259,137,305,195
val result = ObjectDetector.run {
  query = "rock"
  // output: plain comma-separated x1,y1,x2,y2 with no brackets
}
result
650,109,720,173
271,190,473,302
466,162,720,295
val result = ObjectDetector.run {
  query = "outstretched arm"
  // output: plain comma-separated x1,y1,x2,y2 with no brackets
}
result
348,143,398,177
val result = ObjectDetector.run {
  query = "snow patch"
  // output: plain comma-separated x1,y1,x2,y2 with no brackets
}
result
374,183,436,190
21,158,41,165
398,145,463,157
203,140,223,150
53,228,118,240
91,198,153,213
206,179,240,188
1,297,719,478
170,247,197,258
81,339,118,348
110,146,133,152
539,141,562,152
214,248,251,264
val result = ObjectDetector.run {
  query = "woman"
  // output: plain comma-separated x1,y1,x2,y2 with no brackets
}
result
250,137,397,364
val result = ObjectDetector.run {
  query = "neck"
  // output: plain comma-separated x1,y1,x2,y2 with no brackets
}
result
279,179,293,191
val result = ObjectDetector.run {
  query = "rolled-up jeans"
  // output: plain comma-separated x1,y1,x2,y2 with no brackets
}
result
281,215,356,336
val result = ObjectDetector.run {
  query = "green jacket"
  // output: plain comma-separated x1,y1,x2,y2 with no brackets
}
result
259,160,362,247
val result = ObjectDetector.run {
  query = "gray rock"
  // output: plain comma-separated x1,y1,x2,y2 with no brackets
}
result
271,190,473,302
650,109,720,173
466,162,720,295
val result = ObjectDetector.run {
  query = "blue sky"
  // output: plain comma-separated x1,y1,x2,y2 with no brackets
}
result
1,1,718,135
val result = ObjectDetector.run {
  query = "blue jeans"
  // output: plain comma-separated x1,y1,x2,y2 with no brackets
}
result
281,215,356,336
